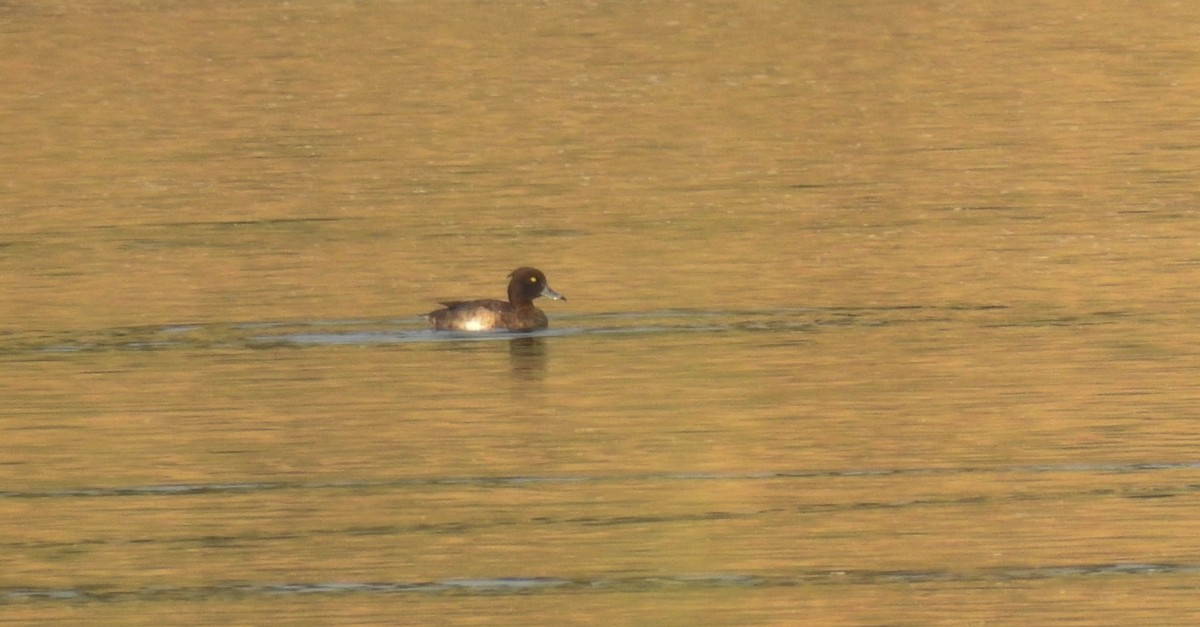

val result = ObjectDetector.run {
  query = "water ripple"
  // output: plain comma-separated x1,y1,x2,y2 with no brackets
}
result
0,304,1086,356
3,563,1196,604
3,461,1198,500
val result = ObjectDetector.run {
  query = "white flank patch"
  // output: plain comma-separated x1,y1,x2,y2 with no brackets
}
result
461,318,486,332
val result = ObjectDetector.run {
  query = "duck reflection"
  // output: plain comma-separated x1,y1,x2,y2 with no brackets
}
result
508,336,547,379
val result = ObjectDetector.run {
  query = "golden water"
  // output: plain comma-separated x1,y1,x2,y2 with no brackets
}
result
4,1,1200,624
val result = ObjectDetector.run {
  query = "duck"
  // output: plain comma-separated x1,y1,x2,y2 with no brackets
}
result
426,267,566,332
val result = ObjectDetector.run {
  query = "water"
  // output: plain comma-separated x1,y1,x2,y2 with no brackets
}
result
4,1,1200,625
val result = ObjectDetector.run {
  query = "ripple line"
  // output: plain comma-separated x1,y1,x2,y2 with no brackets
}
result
3,563,1196,604
4,461,1200,500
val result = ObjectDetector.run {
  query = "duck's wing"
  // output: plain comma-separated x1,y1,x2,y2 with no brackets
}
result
426,299,511,331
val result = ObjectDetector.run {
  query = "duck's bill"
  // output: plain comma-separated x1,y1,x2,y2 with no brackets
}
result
542,286,566,301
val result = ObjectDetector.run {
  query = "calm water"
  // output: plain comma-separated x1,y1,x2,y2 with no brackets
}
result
4,1,1200,625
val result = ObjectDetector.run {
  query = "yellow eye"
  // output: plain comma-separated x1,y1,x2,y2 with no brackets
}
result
530,276,538,282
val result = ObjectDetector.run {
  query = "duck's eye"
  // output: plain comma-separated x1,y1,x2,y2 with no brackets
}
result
530,276,538,282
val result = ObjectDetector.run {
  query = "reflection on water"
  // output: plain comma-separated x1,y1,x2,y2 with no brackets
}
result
507,336,547,380
5,0,1200,624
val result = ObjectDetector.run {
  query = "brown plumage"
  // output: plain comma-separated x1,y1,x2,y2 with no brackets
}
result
426,267,566,332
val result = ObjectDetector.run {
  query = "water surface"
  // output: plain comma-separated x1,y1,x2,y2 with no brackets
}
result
4,1,1200,625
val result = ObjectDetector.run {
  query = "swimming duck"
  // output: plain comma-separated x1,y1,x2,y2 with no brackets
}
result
426,267,566,332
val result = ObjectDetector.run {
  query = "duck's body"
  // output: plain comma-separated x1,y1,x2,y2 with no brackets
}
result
426,267,565,332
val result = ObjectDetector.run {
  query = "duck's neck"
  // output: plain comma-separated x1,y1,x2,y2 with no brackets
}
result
509,285,534,307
